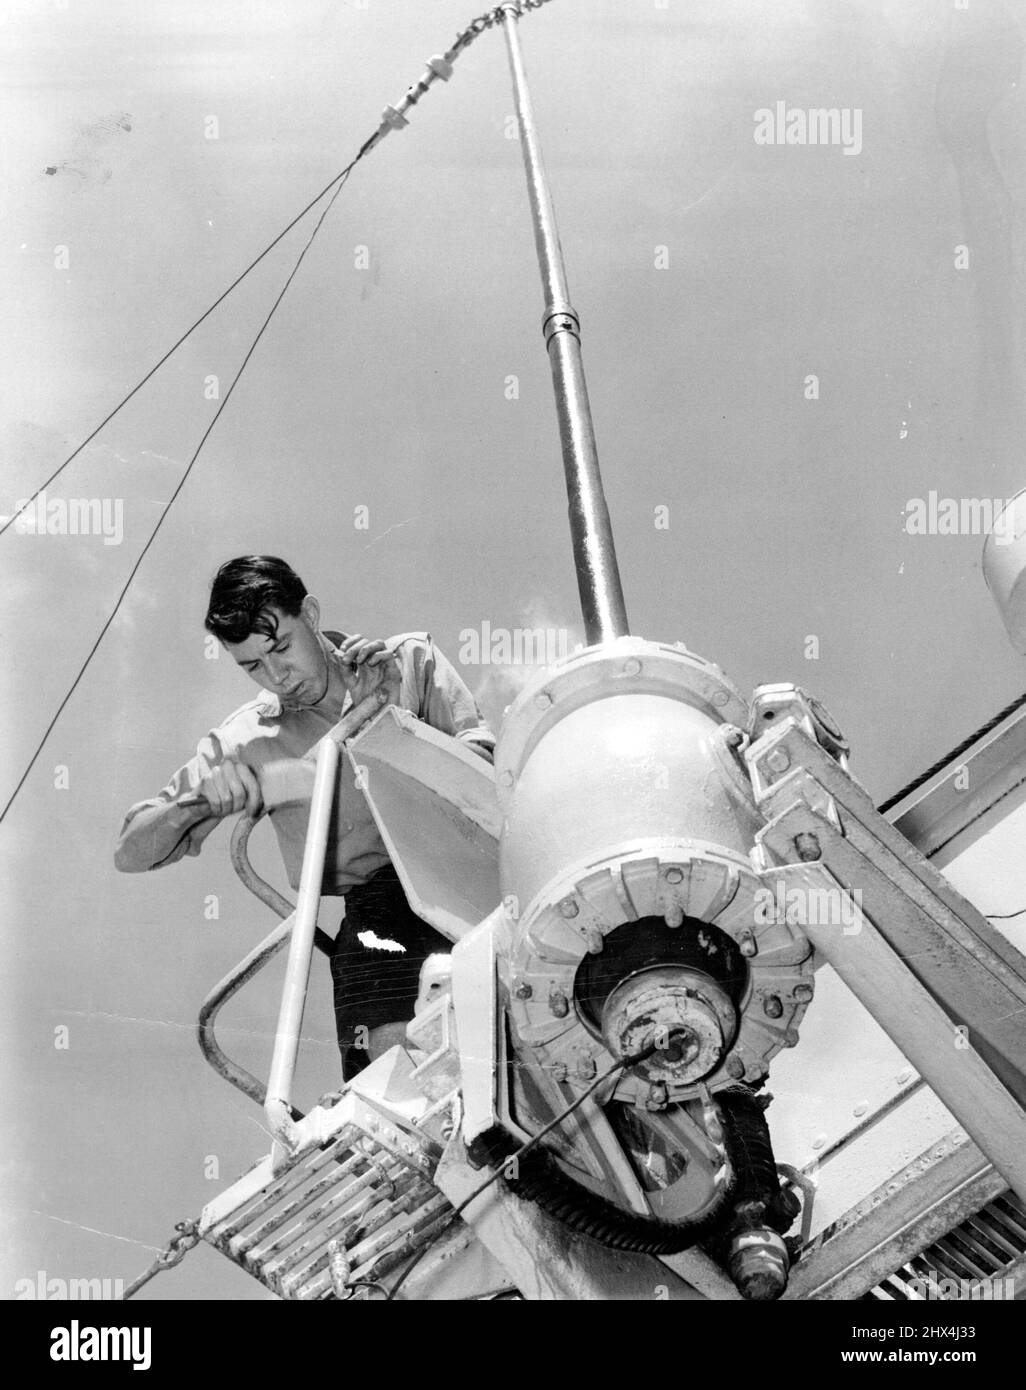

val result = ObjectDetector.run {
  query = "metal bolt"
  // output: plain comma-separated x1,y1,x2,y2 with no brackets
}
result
738,930,758,958
577,1056,597,1081
549,991,569,1019
895,1069,914,1085
664,905,685,929
853,1101,869,1118
794,832,821,862
721,724,745,748
551,1063,568,1083
765,748,791,774
646,1081,668,1110
664,866,684,884
725,1055,746,1080
793,983,814,1003
514,982,533,1001
783,1029,800,1047
582,927,604,955
763,994,783,1019
624,657,642,676
559,898,579,919
712,690,730,707
811,1134,827,1151
534,691,552,709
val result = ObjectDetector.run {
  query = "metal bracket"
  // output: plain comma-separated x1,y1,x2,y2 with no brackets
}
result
743,720,1026,1208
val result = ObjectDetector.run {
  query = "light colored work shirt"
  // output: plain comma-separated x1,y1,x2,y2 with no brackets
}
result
116,630,495,894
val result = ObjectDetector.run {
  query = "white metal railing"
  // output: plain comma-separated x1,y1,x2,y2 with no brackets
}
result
257,691,389,1165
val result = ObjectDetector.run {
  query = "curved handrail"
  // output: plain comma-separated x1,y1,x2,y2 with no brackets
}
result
230,810,335,953
230,811,294,922
197,911,297,1109
196,688,389,1110
196,812,333,1110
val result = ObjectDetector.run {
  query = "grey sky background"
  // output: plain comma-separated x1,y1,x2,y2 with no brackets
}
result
2,0,1025,1298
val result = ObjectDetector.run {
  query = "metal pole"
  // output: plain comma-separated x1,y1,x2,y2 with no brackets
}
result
500,8,630,645
260,689,389,1161
264,735,340,1158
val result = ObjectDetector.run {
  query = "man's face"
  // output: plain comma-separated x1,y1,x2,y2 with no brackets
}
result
224,601,329,708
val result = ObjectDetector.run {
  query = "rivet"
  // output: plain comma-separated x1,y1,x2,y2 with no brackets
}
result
853,1101,869,1118
726,1055,746,1080
577,1056,597,1081
712,690,730,707
793,983,814,1003
763,994,783,1019
514,982,533,1001
560,898,579,919
499,769,514,787
583,928,604,955
624,657,642,676
664,905,685,929
534,691,551,709
765,748,791,774
811,1134,827,1151
738,930,758,958
664,866,684,884
895,1069,914,1085
551,1063,568,1083
783,1029,800,1047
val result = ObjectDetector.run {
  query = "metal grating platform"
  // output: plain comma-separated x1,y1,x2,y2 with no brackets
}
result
865,1190,1026,1301
198,1091,453,1300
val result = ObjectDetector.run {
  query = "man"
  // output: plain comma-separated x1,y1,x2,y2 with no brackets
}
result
115,554,495,1079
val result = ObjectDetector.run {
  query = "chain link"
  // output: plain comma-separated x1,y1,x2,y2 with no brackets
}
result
445,0,557,62
122,1219,201,1300
158,1220,201,1268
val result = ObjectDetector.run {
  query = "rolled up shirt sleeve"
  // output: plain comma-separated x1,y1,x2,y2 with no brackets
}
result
411,636,496,760
115,730,229,871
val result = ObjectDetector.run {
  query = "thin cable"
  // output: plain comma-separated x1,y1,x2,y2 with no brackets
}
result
1,3,556,540
2,2,562,822
386,1044,655,1301
878,689,1026,814
0,136,375,541
0,164,361,828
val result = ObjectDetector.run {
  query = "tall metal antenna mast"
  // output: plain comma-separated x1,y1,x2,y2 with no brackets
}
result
500,7,630,645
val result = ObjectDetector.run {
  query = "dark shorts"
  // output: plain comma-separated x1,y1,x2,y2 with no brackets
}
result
331,862,450,1080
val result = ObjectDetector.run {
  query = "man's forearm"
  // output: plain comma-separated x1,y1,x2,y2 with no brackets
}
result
114,800,208,872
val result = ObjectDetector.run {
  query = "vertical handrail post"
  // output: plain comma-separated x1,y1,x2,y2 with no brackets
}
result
264,735,340,1162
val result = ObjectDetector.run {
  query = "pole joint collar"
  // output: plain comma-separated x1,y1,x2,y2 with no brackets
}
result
543,304,580,345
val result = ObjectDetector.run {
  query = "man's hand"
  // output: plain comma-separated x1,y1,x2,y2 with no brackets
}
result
187,760,263,819
338,634,401,707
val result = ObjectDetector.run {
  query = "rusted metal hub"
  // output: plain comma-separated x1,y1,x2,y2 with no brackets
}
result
600,966,737,1085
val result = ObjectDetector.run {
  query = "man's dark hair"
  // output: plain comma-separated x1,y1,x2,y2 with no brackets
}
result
204,555,308,644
